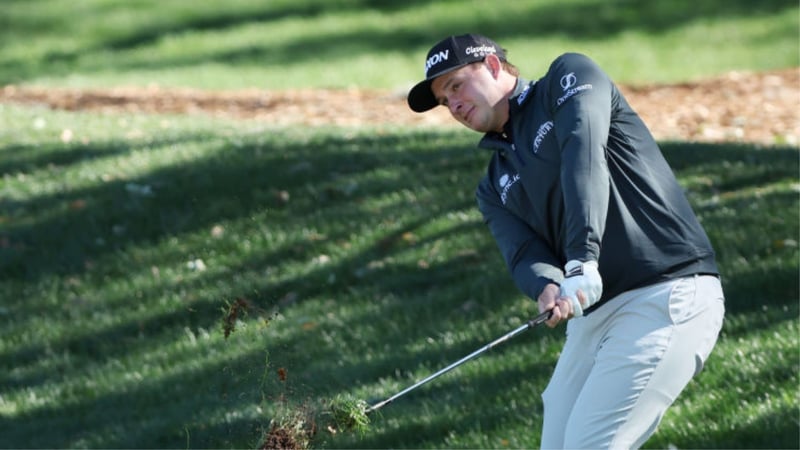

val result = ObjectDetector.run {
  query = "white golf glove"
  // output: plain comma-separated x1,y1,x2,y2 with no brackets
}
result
559,260,603,317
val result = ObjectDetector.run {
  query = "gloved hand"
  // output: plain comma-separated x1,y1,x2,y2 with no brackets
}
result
559,260,603,317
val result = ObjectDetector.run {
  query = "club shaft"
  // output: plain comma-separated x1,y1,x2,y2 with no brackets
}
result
367,309,552,413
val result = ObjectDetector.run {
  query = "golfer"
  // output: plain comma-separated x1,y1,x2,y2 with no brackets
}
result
407,34,725,448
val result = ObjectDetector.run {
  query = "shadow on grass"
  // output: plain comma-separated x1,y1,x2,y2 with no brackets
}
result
660,142,800,312
0,127,797,448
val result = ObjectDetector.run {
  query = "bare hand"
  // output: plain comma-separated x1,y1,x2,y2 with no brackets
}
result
538,283,567,328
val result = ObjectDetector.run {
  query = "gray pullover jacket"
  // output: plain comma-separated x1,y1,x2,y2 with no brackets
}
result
476,53,718,314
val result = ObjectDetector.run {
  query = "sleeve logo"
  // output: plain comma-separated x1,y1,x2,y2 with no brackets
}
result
556,71,593,106
560,72,577,91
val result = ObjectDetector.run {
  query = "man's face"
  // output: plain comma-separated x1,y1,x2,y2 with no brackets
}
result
430,60,506,133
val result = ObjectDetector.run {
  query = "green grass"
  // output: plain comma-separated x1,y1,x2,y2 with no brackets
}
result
1,0,798,89
0,101,798,448
1,0,799,448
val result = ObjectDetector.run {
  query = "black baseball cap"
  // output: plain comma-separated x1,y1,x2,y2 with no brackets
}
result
407,34,506,113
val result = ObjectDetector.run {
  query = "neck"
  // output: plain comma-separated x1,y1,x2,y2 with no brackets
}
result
490,76,517,132
497,74,527,132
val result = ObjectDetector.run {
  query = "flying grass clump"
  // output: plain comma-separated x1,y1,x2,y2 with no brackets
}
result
325,394,371,436
221,297,276,339
258,395,372,449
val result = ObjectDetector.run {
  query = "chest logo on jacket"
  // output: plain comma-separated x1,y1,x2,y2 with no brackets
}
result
499,173,521,205
533,120,554,153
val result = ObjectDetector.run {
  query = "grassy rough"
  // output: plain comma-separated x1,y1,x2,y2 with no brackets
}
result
0,100,797,448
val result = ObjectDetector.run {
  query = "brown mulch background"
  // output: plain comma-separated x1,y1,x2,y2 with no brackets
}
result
2,68,798,145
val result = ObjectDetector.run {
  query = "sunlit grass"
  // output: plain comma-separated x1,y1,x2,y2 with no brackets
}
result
2,0,797,89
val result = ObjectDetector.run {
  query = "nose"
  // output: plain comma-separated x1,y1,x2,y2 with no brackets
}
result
448,97,462,115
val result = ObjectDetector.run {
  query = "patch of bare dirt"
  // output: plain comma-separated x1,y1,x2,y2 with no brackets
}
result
2,68,798,145
260,425,301,450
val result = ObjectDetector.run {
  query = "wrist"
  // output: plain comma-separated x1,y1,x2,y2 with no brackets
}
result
565,259,597,271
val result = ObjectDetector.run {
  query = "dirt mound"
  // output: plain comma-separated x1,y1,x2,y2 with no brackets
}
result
2,68,798,145
260,425,301,450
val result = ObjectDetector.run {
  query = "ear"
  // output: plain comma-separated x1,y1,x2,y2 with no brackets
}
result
484,54,503,79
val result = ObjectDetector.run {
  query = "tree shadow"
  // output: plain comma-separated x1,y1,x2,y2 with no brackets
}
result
660,142,800,312
1,125,797,448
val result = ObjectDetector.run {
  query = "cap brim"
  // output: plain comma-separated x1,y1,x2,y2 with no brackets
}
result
407,61,478,113
407,79,438,113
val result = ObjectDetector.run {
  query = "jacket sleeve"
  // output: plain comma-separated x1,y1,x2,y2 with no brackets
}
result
476,178,563,301
549,53,613,263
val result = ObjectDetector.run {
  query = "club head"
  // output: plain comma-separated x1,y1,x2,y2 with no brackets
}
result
364,398,391,415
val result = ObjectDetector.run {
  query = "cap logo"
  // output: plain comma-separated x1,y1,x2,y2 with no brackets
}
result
425,50,450,76
465,45,496,57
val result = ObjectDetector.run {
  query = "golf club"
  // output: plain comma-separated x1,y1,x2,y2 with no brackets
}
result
366,309,553,414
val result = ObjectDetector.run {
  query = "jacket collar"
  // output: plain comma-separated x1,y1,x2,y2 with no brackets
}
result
478,77,534,152
510,77,533,105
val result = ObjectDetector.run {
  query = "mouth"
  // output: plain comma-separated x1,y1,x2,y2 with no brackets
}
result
462,106,474,124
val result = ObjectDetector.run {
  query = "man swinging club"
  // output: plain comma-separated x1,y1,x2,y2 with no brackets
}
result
406,34,725,448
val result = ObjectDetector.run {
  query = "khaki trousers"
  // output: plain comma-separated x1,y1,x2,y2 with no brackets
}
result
540,275,725,449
